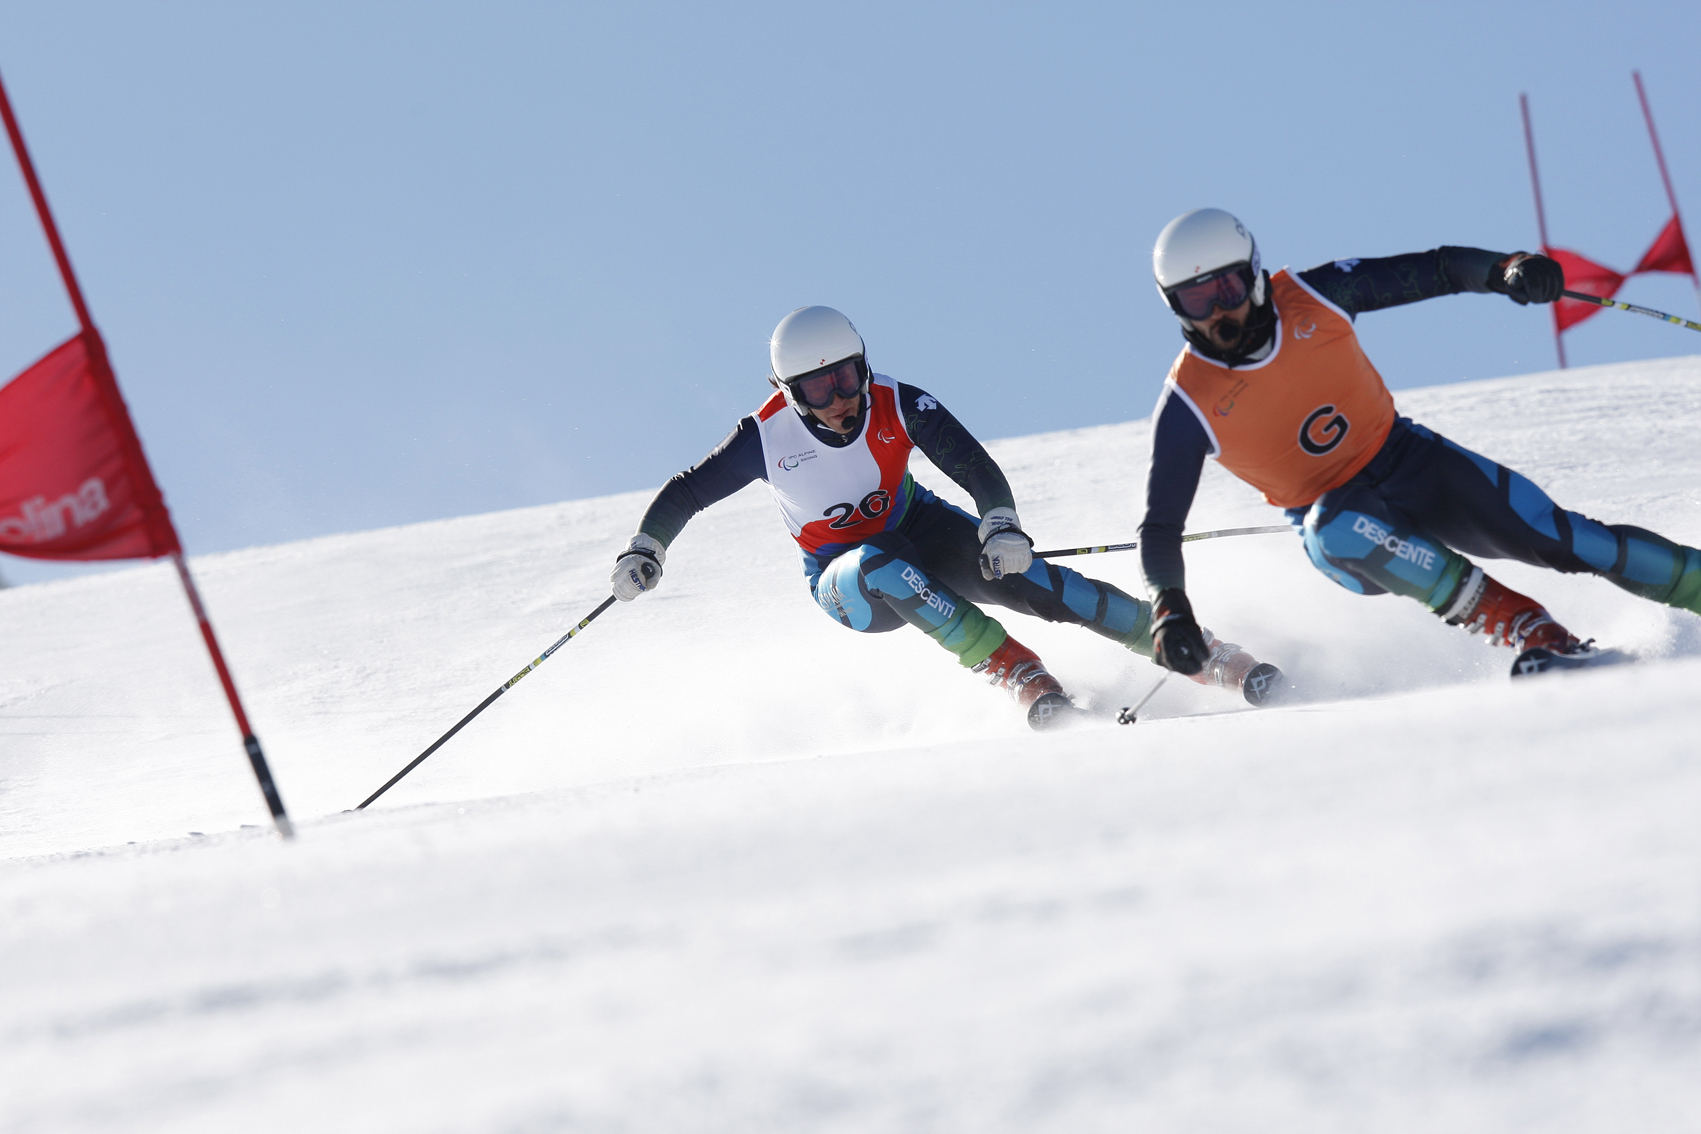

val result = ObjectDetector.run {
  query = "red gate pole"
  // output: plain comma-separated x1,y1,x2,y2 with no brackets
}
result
170,552,293,835
1634,71,1701,313
0,68,293,838
1520,93,1566,369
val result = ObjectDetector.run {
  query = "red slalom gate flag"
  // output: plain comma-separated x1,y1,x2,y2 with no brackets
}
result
1,65,293,837
1545,247,1626,332
0,330,180,560
1633,214,1695,277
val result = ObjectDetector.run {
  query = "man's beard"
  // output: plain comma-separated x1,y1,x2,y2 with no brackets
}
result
1181,277,1274,365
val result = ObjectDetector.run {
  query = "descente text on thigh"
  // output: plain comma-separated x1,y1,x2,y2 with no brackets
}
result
1351,514,1437,571
900,565,956,620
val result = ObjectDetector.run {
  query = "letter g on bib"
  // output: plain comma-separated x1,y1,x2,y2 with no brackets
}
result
1299,404,1350,456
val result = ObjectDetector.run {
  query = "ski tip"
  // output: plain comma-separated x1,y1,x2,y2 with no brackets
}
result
1242,662,1288,707
1510,643,1631,678
1027,692,1088,731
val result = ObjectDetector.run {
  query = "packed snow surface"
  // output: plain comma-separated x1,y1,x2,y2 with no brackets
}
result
4,356,1701,1132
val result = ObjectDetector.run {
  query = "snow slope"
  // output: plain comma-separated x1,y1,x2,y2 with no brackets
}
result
3,356,1700,1132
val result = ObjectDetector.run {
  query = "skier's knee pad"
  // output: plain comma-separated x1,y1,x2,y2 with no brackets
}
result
814,544,910,632
1300,503,1382,596
815,550,881,631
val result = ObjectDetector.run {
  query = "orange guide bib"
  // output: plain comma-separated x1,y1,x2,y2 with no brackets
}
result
1164,269,1396,509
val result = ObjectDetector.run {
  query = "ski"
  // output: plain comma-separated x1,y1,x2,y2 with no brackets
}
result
1027,691,1092,731
1509,643,1633,678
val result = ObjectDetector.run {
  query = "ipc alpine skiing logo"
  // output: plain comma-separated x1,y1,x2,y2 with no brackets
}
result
1299,405,1349,456
776,449,818,472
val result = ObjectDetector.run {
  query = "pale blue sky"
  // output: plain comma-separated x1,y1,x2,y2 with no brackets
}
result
2,1,1697,586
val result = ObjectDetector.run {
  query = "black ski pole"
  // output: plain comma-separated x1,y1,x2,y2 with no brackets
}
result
355,594,618,810
1561,289,1701,333
1035,524,1290,560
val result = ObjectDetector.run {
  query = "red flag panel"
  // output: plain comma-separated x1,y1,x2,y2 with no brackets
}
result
0,330,180,560
1545,247,1625,332
1633,214,1695,277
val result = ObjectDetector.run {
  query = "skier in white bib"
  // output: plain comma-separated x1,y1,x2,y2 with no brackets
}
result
610,306,1282,728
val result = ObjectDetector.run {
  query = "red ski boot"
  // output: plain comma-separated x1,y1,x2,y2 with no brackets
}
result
1442,569,1578,653
1187,631,1285,706
1441,568,1618,676
973,636,1080,730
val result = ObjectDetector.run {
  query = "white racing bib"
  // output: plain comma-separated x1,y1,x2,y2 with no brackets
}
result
755,373,916,555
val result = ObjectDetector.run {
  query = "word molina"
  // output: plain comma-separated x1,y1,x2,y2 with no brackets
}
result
0,477,111,543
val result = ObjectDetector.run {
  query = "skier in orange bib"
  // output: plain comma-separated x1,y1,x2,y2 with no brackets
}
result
1138,208,1701,679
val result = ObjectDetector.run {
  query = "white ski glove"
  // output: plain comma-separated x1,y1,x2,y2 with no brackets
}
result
978,507,1033,581
611,533,666,601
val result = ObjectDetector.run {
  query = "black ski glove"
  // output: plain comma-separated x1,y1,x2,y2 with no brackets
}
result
1490,252,1565,305
1151,588,1209,676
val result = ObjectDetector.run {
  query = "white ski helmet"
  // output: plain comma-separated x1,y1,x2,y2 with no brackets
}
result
1152,208,1267,322
769,305,868,412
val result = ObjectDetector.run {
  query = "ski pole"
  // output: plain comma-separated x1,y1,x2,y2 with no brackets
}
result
1561,289,1701,333
355,594,618,810
1035,524,1291,560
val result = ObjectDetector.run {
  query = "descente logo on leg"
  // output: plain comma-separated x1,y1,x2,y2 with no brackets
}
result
899,565,955,620
1351,514,1437,571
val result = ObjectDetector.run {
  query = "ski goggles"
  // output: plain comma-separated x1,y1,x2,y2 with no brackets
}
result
782,356,867,409
1164,263,1255,320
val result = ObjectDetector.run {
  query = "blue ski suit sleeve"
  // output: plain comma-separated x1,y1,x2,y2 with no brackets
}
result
636,416,766,548
897,382,1017,517
1296,246,1504,318
1138,388,1212,596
